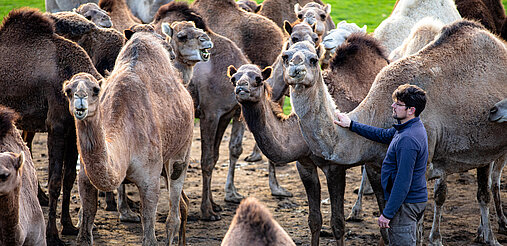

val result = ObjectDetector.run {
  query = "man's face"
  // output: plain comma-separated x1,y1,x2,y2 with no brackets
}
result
391,100,409,120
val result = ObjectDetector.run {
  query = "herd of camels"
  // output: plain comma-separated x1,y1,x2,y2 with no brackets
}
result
0,0,505,245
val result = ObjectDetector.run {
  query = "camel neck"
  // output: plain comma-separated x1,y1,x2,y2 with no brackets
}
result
0,185,20,245
173,60,194,87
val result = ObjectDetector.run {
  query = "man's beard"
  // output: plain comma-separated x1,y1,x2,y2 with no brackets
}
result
392,111,406,121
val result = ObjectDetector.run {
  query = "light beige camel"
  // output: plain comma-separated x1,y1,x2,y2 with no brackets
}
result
0,107,46,246
74,2,112,28
99,0,141,32
257,0,331,31
294,2,334,38
221,197,296,246
64,24,195,245
284,20,507,245
46,0,99,13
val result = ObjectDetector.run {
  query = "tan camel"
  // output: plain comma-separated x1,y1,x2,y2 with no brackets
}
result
74,2,112,28
221,197,296,246
99,0,141,32
0,107,46,246
0,8,103,245
294,2,335,38
45,0,99,12
192,0,284,69
283,20,507,245
257,0,331,31
489,98,507,122
64,23,195,245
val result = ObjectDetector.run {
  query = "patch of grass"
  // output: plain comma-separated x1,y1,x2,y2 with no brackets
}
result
0,0,45,20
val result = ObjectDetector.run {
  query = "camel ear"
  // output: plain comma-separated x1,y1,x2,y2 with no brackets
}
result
254,4,262,13
361,25,367,32
316,44,325,59
283,20,292,35
161,22,173,38
227,65,238,85
261,67,272,81
14,152,24,171
294,3,302,14
124,29,134,40
324,4,331,15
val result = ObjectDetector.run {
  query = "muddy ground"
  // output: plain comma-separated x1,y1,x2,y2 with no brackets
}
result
31,122,507,245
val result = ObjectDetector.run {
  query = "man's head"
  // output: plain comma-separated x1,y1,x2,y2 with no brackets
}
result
391,84,427,121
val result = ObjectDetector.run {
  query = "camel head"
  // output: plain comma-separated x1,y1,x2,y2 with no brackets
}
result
124,23,177,60
294,2,331,36
228,64,272,103
282,41,322,89
284,21,320,47
0,152,24,196
322,20,367,53
63,73,102,121
489,98,507,123
236,0,261,13
161,21,213,65
74,3,113,28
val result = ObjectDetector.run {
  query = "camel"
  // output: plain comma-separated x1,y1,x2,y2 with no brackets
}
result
46,0,99,13
389,17,444,61
0,107,46,246
489,99,507,122
321,20,367,69
0,8,103,245
236,0,260,13
221,197,296,246
454,0,506,36
99,0,141,32
191,0,284,69
373,0,461,55
229,32,390,245
294,2,335,39
64,22,197,245
257,0,331,31
283,20,507,245
126,0,173,23
74,2,113,28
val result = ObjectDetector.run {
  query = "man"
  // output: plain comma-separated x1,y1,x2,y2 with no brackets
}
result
334,84,428,245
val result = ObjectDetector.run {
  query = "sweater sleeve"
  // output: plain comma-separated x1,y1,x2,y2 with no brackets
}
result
349,121,396,144
382,137,419,219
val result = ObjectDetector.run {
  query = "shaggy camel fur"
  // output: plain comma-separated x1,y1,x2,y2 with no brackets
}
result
0,8,103,245
99,0,141,32
64,24,195,245
489,99,507,122
389,17,444,61
192,0,284,69
126,0,172,23
48,11,124,76
230,33,390,245
0,107,46,246
373,0,461,54
455,0,506,35
257,0,330,31
74,2,112,28
285,20,507,245
294,2,335,38
152,2,255,220
46,0,99,13
221,197,295,246
236,0,260,13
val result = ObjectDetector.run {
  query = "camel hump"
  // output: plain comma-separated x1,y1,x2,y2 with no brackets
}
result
430,19,487,48
153,2,209,32
1,7,54,36
234,197,279,244
331,33,389,68
0,106,18,142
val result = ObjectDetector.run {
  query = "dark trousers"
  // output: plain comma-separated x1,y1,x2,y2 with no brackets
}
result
388,202,426,246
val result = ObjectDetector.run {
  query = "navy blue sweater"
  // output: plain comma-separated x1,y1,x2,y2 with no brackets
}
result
350,117,428,219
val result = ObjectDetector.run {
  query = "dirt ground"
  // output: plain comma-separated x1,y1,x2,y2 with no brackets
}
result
31,122,507,245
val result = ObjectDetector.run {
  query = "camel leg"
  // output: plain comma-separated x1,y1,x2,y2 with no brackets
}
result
178,190,189,246
166,150,189,246
296,158,322,246
364,163,388,244
429,175,447,246
77,167,98,246
200,115,222,220
105,190,117,211
244,143,263,162
60,130,79,235
323,164,346,246
475,165,500,245
491,154,507,235
45,126,67,246
268,160,293,197
118,183,140,223
138,175,160,246
22,131,50,207
225,114,245,203
347,165,366,222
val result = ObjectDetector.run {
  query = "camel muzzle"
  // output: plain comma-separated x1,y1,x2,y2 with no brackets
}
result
73,96,88,120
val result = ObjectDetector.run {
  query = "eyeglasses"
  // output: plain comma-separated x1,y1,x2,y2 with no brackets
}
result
392,102,408,108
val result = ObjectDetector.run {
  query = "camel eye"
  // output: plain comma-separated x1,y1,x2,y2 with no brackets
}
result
298,14,303,19
177,33,187,41
320,14,326,20
310,57,318,66
282,54,289,63
93,87,100,96
255,76,262,84
0,173,10,181
291,37,299,43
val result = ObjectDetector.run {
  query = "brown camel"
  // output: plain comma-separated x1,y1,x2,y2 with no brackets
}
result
64,23,196,245
99,0,141,32
256,0,331,31
152,2,255,220
230,32,390,245
236,0,260,13
221,197,296,246
0,8,103,245
74,2,113,28
294,2,335,38
489,98,507,122
0,107,46,246
284,20,507,245
192,0,284,69
455,0,506,35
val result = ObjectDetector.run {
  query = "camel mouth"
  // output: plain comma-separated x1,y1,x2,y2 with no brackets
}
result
74,108,88,120
200,49,210,61
288,69,307,81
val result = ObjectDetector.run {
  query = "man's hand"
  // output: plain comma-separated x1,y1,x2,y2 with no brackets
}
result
378,214,390,228
333,111,351,128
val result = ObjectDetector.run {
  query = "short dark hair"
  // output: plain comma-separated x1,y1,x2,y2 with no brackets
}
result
392,84,427,117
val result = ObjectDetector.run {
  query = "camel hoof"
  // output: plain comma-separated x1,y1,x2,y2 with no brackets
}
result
47,235,67,246
271,187,293,197
202,212,221,221
319,230,334,237
61,224,79,236
244,153,262,162
225,193,245,204
120,213,141,223
212,202,223,212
